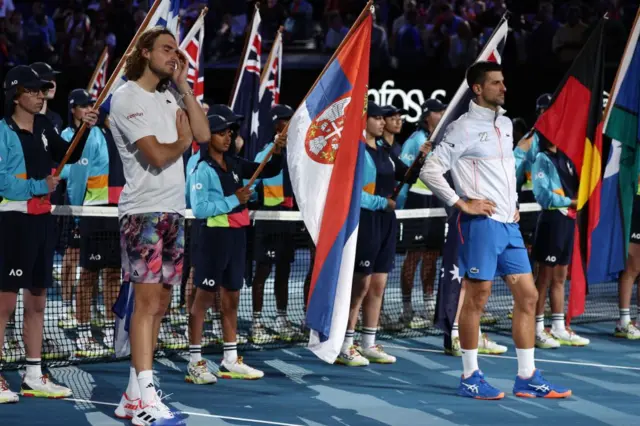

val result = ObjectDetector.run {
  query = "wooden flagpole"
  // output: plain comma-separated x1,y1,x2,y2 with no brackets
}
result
243,0,374,189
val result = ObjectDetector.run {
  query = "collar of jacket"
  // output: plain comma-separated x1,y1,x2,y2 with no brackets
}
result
468,99,507,121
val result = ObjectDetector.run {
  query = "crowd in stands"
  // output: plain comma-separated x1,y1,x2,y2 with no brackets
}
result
0,0,637,73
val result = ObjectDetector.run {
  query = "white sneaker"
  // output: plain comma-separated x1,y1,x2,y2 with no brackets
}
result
185,360,217,385
251,321,272,344
217,357,264,380
57,312,78,329
359,344,397,364
478,333,507,354
274,317,302,341
614,322,640,340
114,392,140,420
132,395,184,426
75,336,110,358
445,336,462,356
334,346,369,367
20,374,72,398
0,376,18,404
536,330,560,349
550,328,590,346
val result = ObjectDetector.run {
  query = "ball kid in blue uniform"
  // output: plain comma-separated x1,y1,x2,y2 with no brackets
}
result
188,114,285,382
336,101,421,367
531,137,590,348
250,104,302,343
0,66,98,403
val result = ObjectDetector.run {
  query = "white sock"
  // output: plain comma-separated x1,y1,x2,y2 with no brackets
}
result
223,342,237,364
126,366,140,399
137,370,155,404
620,308,631,326
342,330,355,353
451,323,459,339
461,349,478,379
189,345,202,363
25,358,42,380
516,348,536,378
535,315,544,335
361,327,376,348
551,313,565,333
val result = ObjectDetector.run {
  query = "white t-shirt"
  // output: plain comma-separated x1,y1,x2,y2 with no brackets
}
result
110,81,186,217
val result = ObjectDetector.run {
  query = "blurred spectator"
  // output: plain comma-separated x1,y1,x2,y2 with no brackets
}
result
285,0,314,41
24,1,57,63
552,5,588,64
392,0,418,37
261,0,287,41
395,8,425,69
324,10,348,51
448,20,478,69
0,0,15,19
371,5,391,69
528,2,559,67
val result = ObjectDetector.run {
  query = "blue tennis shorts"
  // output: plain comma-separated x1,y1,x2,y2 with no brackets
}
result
458,214,531,281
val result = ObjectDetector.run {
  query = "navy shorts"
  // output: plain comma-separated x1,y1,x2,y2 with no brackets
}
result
458,214,531,281
80,216,121,271
533,210,575,266
355,210,397,275
631,195,640,245
0,212,55,291
253,220,296,264
195,227,246,291
401,192,445,252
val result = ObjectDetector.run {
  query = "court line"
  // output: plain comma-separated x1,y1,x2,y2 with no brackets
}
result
63,398,303,426
385,345,640,371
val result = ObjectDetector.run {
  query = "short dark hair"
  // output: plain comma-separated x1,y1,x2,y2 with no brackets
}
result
466,61,503,89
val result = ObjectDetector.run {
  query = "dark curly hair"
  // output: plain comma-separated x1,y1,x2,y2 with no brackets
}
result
124,26,175,91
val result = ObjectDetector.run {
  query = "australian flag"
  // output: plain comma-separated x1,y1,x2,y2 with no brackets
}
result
230,8,262,160
180,12,205,104
257,30,283,150
88,47,109,102
434,17,509,342
100,0,181,114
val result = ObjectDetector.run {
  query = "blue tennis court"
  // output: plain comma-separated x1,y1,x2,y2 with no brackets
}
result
3,321,639,426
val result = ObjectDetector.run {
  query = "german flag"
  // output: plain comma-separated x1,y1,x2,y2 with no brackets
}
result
534,19,606,324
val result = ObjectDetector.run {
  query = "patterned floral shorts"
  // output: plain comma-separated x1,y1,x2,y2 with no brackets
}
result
119,212,185,285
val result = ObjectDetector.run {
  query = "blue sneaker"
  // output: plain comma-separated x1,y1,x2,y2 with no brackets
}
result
457,370,505,400
513,369,572,398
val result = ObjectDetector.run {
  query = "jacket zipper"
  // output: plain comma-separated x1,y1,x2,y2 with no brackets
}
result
495,123,512,221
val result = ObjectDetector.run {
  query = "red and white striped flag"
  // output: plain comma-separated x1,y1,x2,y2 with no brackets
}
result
87,47,109,101
180,13,205,104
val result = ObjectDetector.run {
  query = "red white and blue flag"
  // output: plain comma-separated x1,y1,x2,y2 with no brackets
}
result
180,12,205,104
100,0,181,114
434,17,509,337
257,30,283,150
287,14,372,363
88,48,109,102
231,8,262,160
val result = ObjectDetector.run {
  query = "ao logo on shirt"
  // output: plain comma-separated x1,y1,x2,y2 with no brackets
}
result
192,183,203,191
9,269,23,277
80,158,89,166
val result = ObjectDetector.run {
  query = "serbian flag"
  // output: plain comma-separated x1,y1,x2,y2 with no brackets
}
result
88,47,109,102
180,12,205,104
535,19,606,324
433,16,508,337
287,13,371,363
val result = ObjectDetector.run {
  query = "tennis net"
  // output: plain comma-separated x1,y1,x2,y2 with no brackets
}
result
0,203,623,369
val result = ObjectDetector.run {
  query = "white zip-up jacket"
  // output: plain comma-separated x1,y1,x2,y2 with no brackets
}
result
419,100,517,224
